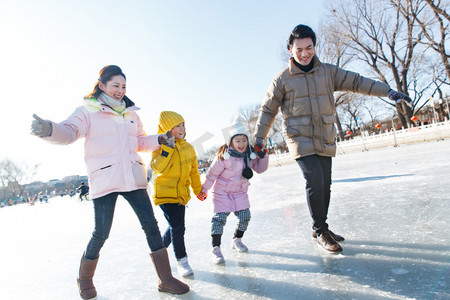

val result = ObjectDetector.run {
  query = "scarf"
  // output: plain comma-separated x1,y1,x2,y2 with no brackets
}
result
98,92,126,114
228,148,253,179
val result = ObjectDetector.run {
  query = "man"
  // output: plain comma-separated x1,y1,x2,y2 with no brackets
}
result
77,182,89,201
253,24,411,253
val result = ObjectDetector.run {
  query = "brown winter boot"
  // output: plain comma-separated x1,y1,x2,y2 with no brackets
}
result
149,248,190,294
77,253,99,300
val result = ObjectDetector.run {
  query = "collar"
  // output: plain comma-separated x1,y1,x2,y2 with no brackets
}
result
289,56,321,75
84,97,140,114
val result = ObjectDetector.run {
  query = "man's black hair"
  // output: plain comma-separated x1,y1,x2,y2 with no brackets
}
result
287,24,317,50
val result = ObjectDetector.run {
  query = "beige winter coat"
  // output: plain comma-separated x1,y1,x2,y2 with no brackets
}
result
254,56,391,159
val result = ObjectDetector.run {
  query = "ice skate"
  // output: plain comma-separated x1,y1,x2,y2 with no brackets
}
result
212,246,225,264
177,256,193,277
231,238,248,252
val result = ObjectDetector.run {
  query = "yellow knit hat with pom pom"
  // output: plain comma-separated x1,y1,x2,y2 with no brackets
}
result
158,111,185,134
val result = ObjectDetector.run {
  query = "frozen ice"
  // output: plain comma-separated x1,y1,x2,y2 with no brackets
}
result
1,140,449,299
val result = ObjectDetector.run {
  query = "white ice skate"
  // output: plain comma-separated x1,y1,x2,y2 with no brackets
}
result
231,238,248,252
177,256,193,277
212,246,225,264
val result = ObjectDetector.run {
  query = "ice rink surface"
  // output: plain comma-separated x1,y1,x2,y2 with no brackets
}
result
1,140,449,300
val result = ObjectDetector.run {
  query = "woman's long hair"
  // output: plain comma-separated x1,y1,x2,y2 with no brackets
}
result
85,65,129,100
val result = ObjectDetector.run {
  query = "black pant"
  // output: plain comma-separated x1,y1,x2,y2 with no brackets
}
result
159,203,187,260
84,189,164,260
296,155,332,234
79,192,88,201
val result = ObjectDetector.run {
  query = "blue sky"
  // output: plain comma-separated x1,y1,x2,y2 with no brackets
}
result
1,0,325,182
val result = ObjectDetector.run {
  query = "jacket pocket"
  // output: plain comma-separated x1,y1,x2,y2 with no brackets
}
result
284,116,312,138
89,163,122,196
132,160,148,187
154,176,178,199
322,115,337,144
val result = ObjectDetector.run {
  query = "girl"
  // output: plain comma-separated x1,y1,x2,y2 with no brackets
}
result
30,65,189,299
150,111,202,277
197,122,269,264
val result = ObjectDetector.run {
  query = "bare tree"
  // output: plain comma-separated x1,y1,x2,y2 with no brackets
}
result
236,104,284,146
317,20,357,140
197,145,221,161
431,53,450,88
329,0,427,128
330,92,355,139
316,19,355,68
424,0,450,21
0,158,38,200
267,113,285,145
410,0,450,81
235,104,262,145
336,94,367,131
362,97,396,126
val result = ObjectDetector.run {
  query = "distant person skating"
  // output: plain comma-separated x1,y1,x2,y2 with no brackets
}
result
77,182,89,201
150,111,202,277
253,25,412,253
198,122,269,264
30,65,189,299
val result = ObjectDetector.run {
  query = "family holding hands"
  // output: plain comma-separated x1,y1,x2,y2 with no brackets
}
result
30,24,412,299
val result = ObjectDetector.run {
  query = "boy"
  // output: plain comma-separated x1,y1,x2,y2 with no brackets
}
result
151,111,202,277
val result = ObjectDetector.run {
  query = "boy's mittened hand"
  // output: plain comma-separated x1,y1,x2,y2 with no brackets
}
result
254,137,267,158
158,130,175,148
197,192,207,201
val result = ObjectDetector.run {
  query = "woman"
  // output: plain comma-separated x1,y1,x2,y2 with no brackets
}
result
30,65,189,299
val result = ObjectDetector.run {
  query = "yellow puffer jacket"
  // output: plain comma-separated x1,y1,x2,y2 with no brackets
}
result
150,139,202,205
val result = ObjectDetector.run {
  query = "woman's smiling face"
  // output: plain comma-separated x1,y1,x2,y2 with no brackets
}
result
99,75,126,101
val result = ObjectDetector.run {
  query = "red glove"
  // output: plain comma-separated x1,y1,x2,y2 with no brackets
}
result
254,137,268,158
197,192,207,201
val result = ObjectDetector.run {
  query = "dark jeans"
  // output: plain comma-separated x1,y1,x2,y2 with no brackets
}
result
296,155,332,235
79,192,88,201
159,203,186,260
84,189,164,260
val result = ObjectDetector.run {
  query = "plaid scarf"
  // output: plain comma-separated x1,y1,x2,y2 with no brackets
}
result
98,93,126,114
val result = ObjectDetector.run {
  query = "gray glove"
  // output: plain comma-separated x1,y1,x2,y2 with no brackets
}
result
31,114,52,137
387,89,412,107
158,130,175,148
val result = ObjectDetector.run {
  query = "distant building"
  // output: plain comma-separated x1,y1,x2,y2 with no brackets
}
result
48,179,59,187
63,175,80,182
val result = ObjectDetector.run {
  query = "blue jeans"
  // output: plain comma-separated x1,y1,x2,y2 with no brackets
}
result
296,155,332,235
159,203,186,260
84,189,164,260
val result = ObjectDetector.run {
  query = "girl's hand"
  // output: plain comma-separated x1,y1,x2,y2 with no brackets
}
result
197,192,207,201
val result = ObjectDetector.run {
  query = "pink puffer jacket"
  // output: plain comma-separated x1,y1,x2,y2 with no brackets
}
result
202,154,269,213
43,98,161,199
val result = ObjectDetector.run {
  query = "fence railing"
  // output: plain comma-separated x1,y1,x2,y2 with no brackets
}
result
269,120,450,166
336,120,450,154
